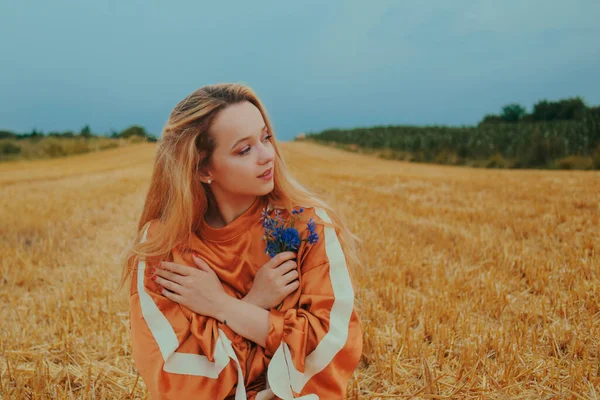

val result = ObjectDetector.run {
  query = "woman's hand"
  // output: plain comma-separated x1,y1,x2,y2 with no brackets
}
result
243,251,300,310
151,253,226,320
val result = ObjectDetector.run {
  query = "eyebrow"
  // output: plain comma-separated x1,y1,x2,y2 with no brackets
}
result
230,125,268,150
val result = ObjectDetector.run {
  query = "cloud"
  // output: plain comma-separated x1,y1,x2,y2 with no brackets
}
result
460,0,600,34
0,1,598,134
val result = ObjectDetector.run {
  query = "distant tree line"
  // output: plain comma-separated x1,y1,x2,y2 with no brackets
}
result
479,96,600,124
0,124,159,161
0,124,158,142
303,96,600,170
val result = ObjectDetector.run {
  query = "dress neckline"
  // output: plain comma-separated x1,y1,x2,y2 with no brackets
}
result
198,196,270,242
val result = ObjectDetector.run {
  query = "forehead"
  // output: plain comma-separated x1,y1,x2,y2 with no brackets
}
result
210,101,265,146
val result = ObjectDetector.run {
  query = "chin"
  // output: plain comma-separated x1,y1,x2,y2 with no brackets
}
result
258,185,275,196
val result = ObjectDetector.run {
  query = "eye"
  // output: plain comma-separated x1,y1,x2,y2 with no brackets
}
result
238,133,272,156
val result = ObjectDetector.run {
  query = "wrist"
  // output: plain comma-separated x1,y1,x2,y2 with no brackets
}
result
216,294,237,323
242,292,264,309
241,292,253,304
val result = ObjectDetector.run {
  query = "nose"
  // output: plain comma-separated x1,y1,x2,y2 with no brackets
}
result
259,141,274,163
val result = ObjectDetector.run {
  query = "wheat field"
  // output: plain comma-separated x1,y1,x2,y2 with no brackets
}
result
1,141,599,399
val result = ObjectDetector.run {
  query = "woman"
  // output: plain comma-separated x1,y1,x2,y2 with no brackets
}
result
120,83,363,399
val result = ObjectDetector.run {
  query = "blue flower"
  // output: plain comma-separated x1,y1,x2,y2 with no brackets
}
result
280,227,301,250
260,206,320,258
265,240,279,257
306,218,319,244
259,209,271,222
274,209,283,222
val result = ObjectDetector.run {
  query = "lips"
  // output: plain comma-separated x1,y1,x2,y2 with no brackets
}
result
258,167,272,178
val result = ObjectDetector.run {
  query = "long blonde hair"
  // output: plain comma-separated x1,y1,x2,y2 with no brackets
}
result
118,83,363,292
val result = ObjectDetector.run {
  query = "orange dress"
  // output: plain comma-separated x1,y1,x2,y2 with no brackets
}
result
128,196,363,399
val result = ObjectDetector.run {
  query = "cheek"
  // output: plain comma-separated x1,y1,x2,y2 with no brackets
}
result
217,159,254,185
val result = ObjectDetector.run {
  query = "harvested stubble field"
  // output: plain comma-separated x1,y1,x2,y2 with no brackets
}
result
1,141,599,399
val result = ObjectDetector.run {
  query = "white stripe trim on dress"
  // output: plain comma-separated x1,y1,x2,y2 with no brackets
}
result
136,223,247,399
137,218,328,400
265,207,354,399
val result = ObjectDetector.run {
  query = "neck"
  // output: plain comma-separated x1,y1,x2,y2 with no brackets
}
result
205,190,259,228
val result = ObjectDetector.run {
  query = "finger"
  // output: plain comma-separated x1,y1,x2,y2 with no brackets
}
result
277,259,298,275
192,254,211,272
285,279,300,294
270,251,298,269
282,269,299,283
158,261,192,276
161,287,183,303
154,267,186,285
154,275,183,294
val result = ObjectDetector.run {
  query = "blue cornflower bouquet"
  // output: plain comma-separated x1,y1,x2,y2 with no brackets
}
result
260,207,320,257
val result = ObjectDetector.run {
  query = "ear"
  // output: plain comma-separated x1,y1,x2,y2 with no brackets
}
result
199,174,212,184
196,164,213,184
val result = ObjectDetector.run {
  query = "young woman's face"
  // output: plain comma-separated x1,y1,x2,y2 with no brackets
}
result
204,101,275,198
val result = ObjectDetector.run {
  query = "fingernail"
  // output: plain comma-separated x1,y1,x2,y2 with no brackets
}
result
192,251,200,258
150,267,155,273
151,275,157,281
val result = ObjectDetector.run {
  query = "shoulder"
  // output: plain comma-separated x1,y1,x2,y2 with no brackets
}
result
140,219,164,243
268,202,330,223
292,205,332,229
265,202,336,244
287,205,334,247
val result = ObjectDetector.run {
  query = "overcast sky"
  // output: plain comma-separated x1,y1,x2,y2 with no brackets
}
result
1,1,599,141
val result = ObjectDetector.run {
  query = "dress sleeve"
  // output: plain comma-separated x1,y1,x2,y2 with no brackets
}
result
263,208,363,399
128,221,250,400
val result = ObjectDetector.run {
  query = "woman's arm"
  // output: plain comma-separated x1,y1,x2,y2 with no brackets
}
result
130,221,249,400
220,207,363,399
216,297,270,348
